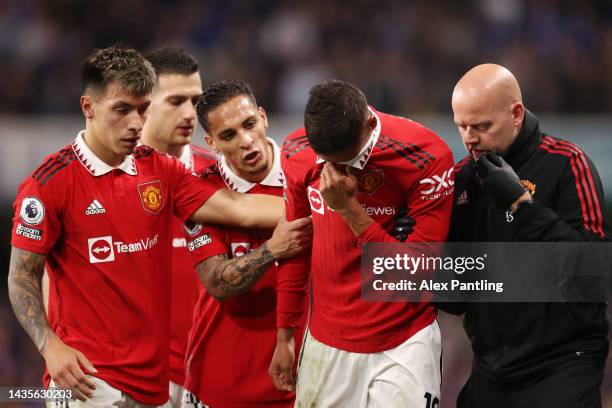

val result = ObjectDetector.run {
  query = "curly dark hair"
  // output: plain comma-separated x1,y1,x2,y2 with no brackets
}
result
304,80,368,155
82,45,155,97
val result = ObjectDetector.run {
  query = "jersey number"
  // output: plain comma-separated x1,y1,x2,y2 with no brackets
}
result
424,392,439,408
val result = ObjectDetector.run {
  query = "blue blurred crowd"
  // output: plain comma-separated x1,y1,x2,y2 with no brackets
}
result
0,0,611,114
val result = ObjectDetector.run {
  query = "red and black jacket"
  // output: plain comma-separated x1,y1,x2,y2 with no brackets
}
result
444,110,609,386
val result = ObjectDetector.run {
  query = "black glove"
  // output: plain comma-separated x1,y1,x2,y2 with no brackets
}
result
393,208,416,242
475,152,526,208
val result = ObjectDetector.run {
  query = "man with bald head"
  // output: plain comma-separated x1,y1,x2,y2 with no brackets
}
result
444,64,609,407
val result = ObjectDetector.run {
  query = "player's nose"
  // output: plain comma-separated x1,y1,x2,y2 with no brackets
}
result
183,101,196,121
128,110,145,132
239,131,254,148
462,127,480,145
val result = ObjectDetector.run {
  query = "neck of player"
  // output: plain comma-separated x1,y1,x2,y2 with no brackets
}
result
141,132,185,158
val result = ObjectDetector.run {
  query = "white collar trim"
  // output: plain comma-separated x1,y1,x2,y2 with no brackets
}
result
217,138,285,193
315,107,381,169
72,131,137,176
178,144,194,170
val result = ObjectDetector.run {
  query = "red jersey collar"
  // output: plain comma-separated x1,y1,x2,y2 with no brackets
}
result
315,107,381,169
218,138,285,193
72,131,137,176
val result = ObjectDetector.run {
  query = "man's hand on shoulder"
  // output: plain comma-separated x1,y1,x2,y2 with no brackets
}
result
267,216,313,260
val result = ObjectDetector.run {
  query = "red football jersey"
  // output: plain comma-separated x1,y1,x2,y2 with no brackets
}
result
278,108,454,353
184,140,305,407
11,133,221,405
168,145,217,386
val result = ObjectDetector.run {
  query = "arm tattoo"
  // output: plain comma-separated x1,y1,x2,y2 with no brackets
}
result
196,242,276,300
7,247,53,353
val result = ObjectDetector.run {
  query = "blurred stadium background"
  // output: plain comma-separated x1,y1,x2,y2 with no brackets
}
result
1,1,611,407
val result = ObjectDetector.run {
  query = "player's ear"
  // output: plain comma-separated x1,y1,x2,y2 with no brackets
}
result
81,95,94,119
511,102,525,132
204,133,217,151
259,106,268,129
365,111,376,131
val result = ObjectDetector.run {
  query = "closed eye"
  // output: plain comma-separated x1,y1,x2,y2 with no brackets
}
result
477,122,492,131
113,104,131,115
168,96,187,106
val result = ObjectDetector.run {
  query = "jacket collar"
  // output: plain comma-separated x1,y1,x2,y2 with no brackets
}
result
218,138,284,193
72,131,137,176
502,109,541,169
315,107,381,169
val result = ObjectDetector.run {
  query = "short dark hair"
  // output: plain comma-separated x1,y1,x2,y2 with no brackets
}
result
145,46,199,78
81,45,155,97
196,80,257,133
304,80,368,155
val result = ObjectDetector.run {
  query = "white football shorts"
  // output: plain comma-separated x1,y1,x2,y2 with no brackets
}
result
47,377,172,408
295,320,442,408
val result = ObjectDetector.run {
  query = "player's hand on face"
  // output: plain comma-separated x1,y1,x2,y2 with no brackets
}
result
475,152,527,208
267,216,313,259
42,334,97,401
269,333,296,392
393,208,416,242
319,162,358,211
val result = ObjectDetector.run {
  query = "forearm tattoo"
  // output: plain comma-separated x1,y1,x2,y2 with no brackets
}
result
7,247,53,353
196,242,275,300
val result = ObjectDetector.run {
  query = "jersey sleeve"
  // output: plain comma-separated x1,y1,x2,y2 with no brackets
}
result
515,151,609,242
357,144,455,244
11,177,63,254
165,155,223,222
184,221,229,266
276,145,312,329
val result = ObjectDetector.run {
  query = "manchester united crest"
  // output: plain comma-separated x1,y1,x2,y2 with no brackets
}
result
137,181,164,214
521,179,536,197
356,168,384,195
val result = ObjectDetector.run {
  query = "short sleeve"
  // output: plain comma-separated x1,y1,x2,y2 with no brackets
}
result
11,177,63,254
185,221,229,266
165,155,223,222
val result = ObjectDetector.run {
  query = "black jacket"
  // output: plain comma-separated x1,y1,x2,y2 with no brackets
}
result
444,110,609,387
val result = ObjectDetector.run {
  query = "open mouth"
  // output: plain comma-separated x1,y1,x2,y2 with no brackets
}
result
243,151,260,165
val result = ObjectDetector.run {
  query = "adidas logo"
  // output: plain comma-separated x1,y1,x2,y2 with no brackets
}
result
85,199,106,215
